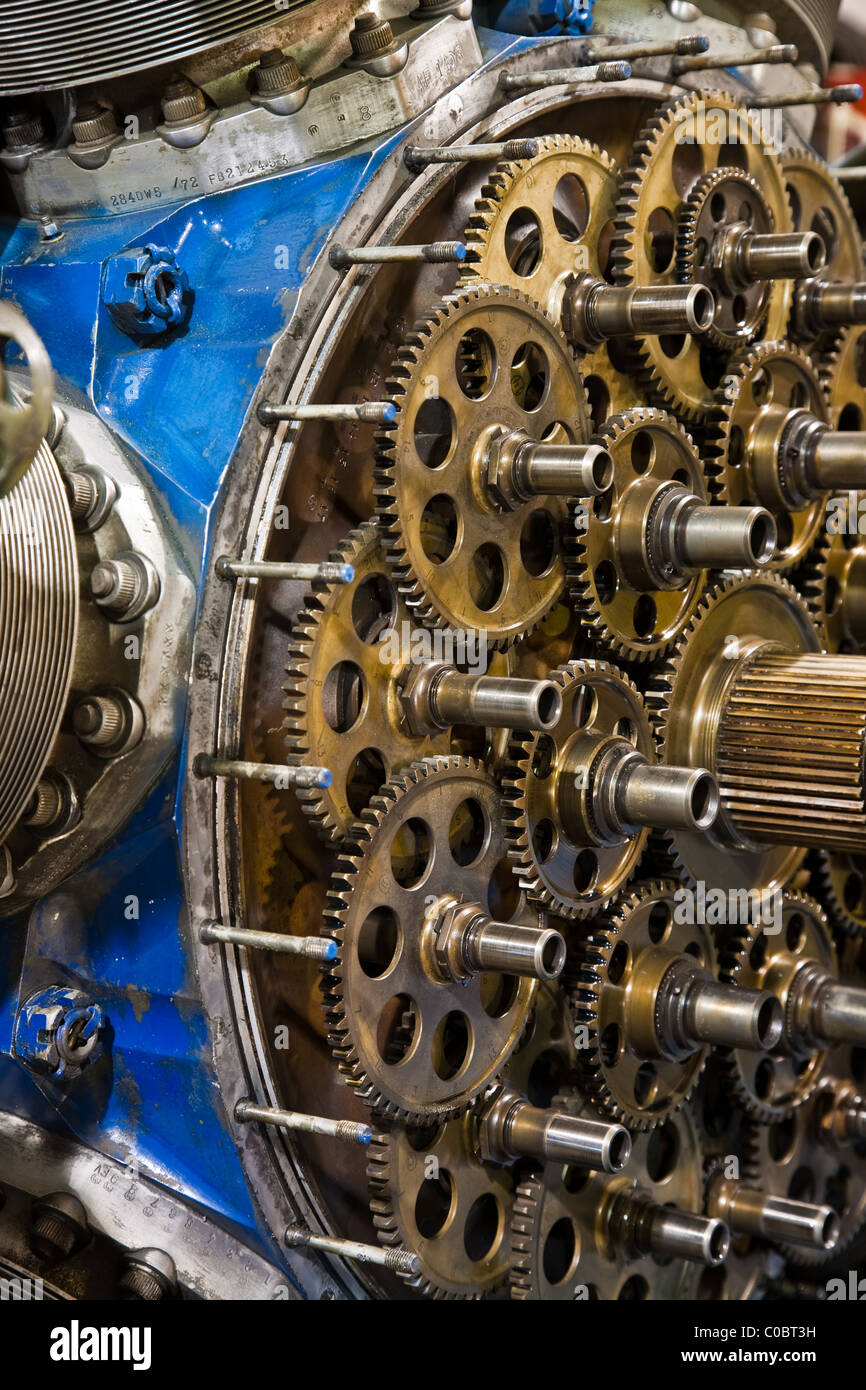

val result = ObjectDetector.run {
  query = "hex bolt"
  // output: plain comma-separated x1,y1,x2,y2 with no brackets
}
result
478,1085,631,1172
499,61,631,89
193,754,332,790
422,895,566,982
118,1247,178,1301
200,920,337,963
235,1101,371,1145
284,1225,420,1277
14,985,106,1079
562,275,715,353
38,215,63,242
30,1192,90,1262
707,1175,839,1250
329,241,466,268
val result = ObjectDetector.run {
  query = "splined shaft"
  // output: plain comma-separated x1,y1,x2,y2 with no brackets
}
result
716,651,866,850
479,1085,631,1173
562,274,714,353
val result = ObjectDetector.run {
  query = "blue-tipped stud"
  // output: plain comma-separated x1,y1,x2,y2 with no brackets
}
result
382,402,397,424
317,768,334,789
322,938,338,962
453,242,467,262
339,564,355,584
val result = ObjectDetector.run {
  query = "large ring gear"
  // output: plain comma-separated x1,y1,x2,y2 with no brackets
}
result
261,78,866,1299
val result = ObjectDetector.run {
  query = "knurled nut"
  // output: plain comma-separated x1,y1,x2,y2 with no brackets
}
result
2,112,45,147
31,1211,76,1260
161,81,207,123
351,14,396,55
72,104,117,144
74,697,124,746
23,778,64,829
118,1265,168,1301
91,559,139,613
255,50,303,93
65,470,98,521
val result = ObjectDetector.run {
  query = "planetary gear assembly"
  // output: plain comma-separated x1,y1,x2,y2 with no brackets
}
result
0,0,865,1312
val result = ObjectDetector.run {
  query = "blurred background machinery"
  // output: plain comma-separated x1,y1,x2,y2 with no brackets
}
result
1,0,866,1301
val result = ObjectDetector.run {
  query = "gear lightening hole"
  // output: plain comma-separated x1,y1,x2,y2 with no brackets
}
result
533,818,557,865
646,1119,679,1181
601,1022,622,1068
414,396,456,469
552,173,589,243
377,995,418,1066
448,797,488,867
463,1192,502,1263
456,328,497,399
322,660,366,733
646,207,676,275
352,573,396,643
420,495,458,565
585,375,610,433
573,848,598,893
520,509,557,579
357,906,401,979
504,208,542,278
480,972,519,1019
511,341,549,412
414,1166,455,1238
390,817,432,888
542,1216,578,1286
487,856,521,918
346,747,387,817
432,1010,472,1081
468,543,507,612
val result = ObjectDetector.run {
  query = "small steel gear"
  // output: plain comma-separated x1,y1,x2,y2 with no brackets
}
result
814,849,866,938
782,150,865,351
705,340,830,569
718,891,834,1122
820,322,866,431
321,756,538,1122
675,168,775,351
502,659,656,919
611,89,793,420
510,1097,710,1299
367,1112,515,1299
572,879,717,1130
646,572,820,893
797,495,866,655
284,522,452,842
566,408,708,661
460,134,640,426
741,1071,866,1267
374,283,590,648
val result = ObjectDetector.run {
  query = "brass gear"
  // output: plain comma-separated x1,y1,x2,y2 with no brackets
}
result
502,659,655,919
374,283,590,648
719,891,834,1122
611,90,793,421
797,493,866,655
284,522,452,842
510,1098,708,1299
367,1112,514,1299
782,150,865,352
675,168,775,351
321,756,538,1122
566,407,708,661
819,322,866,430
741,1068,866,1267
814,850,866,939
459,134,640,426
646,572,820,893
701,1155,770,1300
572,879,718,1131
706,340,830,569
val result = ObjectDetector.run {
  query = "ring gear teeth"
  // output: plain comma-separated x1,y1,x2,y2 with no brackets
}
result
701,1153,769,1300
566,407,708,662
611,89,793,421
819,322,866,432
284,521,451,843
675,168,774,351
704,339,830,570
373,283,590,649
459,134,640,425
321,756,537,1123
813,849,866,939
717,890,833,1123
645,571,820,893
510,1096,707,1299
796,489,866,655
571,879,715,1130
502,658,653,919
367,1114,514,1299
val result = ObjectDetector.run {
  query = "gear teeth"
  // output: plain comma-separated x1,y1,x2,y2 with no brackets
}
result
812,848,866,939
570,878,707,1129
374,283,579,649
675,168,773,352
566,407,706,662
509,1167,544,1300
501,658,649,918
